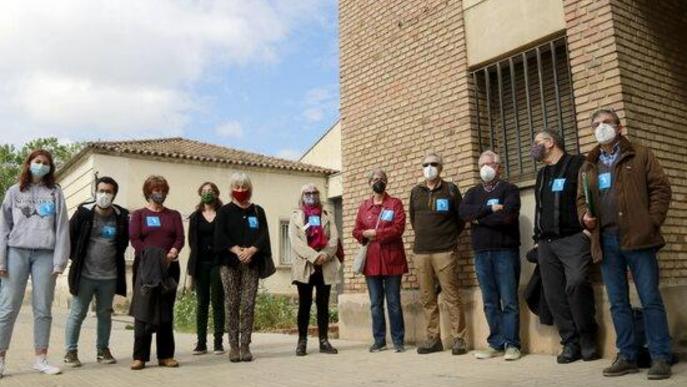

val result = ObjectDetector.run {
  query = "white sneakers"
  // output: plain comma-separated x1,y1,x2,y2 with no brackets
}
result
32,356,62,375
474,347,504,359
504,346,522,361
474,346,522,361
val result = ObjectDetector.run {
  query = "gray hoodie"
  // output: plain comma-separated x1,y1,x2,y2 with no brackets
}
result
0,183,70,272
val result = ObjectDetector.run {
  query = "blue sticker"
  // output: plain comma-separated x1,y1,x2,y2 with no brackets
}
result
248,216,259,229
381,209,394,221
436,198,449,212
308,215,321,227
552,178,566,192
598,172,612,190
146,216,161,227
101,225,117,240
36,201,56,217
486,198,500,206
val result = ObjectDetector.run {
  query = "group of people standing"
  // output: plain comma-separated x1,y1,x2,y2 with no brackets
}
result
0,108,675,380
350,108,674,380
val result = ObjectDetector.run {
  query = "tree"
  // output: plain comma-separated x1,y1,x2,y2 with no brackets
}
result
0,137,84,203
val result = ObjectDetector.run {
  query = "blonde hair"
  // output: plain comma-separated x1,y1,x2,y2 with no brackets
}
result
229,171,252,192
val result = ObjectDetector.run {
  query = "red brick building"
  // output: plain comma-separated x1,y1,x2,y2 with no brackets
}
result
338,0,687,356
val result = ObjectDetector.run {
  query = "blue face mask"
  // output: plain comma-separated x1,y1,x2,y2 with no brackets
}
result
30,162,50,178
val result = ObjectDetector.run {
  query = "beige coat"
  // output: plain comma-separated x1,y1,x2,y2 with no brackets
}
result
289,208,339,285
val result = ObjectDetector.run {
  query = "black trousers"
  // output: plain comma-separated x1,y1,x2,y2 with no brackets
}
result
133,320,175,361
295,270,331,340
538,232,598,352
195,261,225,345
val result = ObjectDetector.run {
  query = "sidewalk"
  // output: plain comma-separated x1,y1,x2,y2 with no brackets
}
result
0,309,684,386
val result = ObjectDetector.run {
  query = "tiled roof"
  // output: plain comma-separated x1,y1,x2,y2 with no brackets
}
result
71,137,336,175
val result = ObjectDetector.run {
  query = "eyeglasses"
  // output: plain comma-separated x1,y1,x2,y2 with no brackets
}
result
422,162,439,167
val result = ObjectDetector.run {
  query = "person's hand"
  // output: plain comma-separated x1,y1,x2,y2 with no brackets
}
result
362,229,377,239
230,246,242,256
582,212,597,230
52,269,63,277
314,253,327,266
491,204,504,212
0,270,7,278
239,247,257,264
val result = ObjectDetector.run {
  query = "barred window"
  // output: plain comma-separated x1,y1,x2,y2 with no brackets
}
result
279,220,293,265
472,36,579,182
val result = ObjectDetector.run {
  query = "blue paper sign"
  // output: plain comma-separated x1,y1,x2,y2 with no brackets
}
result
146,216,161,227
552,178,566,192
36,201,56,217
436,198,449,212
598,172,612,190
308,215,321,227
381,209,394,221
101,225,117,239
248,216,259,229
486,198,500,206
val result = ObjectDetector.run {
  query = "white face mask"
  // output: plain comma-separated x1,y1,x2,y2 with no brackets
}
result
423,165,439,180
480,165,496,183
96,192,114,209
594,123,617,145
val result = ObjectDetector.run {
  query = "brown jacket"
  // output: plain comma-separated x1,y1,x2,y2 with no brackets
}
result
289,208,339,286
576,136,671,262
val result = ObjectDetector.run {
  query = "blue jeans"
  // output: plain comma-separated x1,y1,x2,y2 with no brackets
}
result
366,275,404,346
0,248,56,351
601,232,672,361
474,249,521,349
65,277,117,351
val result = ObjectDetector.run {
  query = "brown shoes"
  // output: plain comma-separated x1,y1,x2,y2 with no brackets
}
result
130,360,145,370
158,358,179,368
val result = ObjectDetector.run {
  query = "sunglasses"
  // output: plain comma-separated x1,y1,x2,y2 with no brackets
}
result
304,191,319,196
422,162,439,167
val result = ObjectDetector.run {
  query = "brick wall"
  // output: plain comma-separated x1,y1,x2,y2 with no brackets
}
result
612,0,687,280
565,0,687,280
339,0,481,292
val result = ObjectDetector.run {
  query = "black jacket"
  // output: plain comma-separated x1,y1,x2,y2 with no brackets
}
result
533,153,585,241
186,210,217,277
68,202,129,297
214,202,271,269
131,247,178,327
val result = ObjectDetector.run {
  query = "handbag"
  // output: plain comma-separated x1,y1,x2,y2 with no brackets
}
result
352,210,382,275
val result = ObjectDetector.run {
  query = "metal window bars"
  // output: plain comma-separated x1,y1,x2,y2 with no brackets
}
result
472,36,579,181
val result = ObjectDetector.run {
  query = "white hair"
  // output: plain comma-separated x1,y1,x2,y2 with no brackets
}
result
298,183,320,208
478,150,501,167
229,171,252,191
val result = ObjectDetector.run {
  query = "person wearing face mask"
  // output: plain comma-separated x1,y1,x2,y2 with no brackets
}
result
409,153,467,356
459,151,522,361
530,129,599,364
129,175,184,370
0,149,70,377
63,176,129,368
576,109,673,380
289,184,340,356
353,169,408,353
187,182,225,356
214,172,271,362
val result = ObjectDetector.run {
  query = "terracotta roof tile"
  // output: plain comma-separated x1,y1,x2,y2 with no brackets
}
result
84,137,336,174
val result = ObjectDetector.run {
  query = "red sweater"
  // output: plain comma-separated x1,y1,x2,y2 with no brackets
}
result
129,207,185,256
352,194,408,276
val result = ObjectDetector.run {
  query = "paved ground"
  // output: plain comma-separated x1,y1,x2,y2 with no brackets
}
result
0,310,684,387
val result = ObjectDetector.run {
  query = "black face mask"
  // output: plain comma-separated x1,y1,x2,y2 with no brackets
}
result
372,181,386,194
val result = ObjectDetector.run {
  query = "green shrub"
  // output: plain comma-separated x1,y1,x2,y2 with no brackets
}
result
174,289,338,333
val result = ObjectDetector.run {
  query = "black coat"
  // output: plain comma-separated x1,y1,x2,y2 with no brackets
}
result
68,202,129,297
131,247,178,327
186,210,218,277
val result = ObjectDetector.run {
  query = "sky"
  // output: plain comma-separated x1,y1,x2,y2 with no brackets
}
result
0,0,339,160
